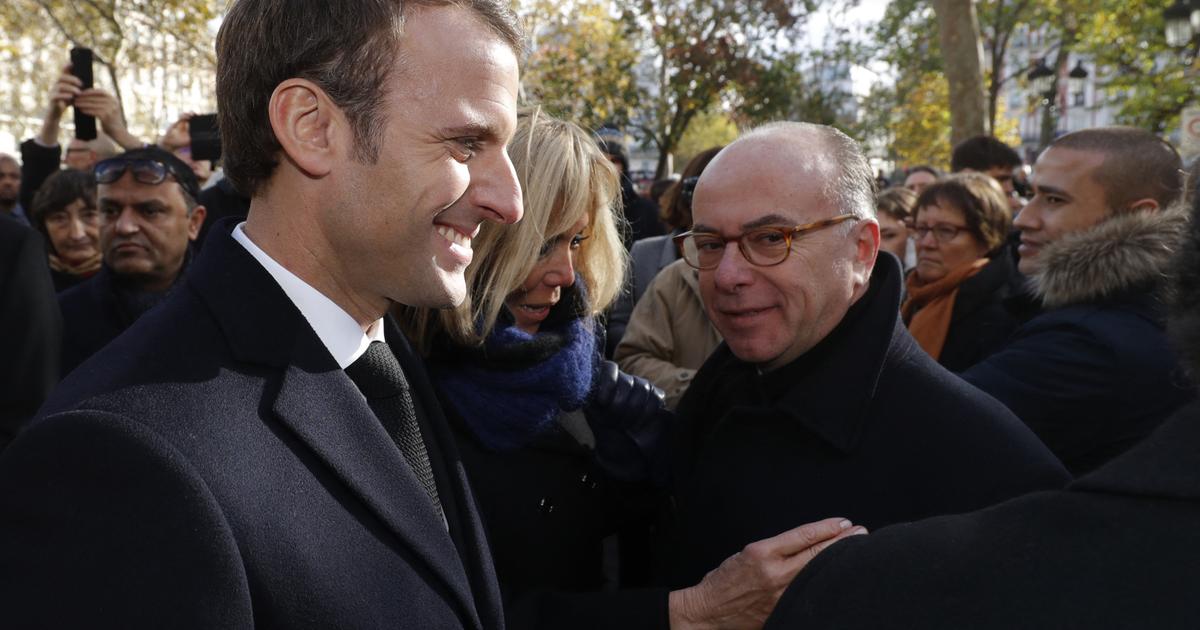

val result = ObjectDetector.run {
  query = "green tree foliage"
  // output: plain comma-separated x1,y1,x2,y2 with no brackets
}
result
1077,0,1200,134
672,105,738,170
616,0,818,177
521,0,643,134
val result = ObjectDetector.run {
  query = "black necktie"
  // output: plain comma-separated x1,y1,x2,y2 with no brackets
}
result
346,341,444,521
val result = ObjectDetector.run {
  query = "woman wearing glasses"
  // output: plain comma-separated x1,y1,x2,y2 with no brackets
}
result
398,109,667,626
29,169,102,292
901,172,1023,371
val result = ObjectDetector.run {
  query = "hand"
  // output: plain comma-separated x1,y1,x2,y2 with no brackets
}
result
73,88,143,150
159,113,195,151
668,518,868,630
591,360,664,412
73,89,125,134
47,68,82,118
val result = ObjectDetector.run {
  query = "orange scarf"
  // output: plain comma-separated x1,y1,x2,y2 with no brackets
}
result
48,251,102,278
902,258,989,361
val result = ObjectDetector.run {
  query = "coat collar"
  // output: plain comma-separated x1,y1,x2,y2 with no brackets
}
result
1030,203,1187,309
757,254,903,453
186,220,488,629
1072,400,1200,500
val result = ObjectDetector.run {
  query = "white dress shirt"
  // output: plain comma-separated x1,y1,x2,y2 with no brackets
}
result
232,223,384,369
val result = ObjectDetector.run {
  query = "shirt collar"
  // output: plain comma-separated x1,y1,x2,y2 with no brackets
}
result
232,222,384,369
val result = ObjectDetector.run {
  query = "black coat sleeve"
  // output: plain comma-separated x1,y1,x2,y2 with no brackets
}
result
0,410,254,628
19,138,62,212
0,219,61,441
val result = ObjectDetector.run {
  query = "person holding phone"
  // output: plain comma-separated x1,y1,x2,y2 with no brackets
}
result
18,61,144,212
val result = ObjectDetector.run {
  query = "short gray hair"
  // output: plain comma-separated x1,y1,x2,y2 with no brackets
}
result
737,122,876,223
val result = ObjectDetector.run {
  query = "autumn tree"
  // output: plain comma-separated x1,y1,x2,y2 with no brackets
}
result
1077,0,1200,134
521,0,642,133
616,0,819,177
0,0,218,147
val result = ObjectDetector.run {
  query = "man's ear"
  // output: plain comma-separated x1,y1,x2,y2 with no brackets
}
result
1125,197,1161,214
268,79,345,179
187,205,207,241
850,218,880,289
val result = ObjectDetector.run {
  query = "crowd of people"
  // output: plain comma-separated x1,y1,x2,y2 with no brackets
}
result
1,0,1198,627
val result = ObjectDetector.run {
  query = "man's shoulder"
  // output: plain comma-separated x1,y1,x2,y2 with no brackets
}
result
44,281,234,420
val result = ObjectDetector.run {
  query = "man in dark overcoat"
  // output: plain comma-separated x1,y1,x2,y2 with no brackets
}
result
0,1,528,627
661,122,1069,591
764,156,1200,630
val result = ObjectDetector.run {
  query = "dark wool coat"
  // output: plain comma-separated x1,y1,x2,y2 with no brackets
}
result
0,223,504,629
766,399,1200,630
448,410,669,630
57,265,135,377
935,248,1025,372
964,206,1195,475
660,255,1069,589
0,215,60,442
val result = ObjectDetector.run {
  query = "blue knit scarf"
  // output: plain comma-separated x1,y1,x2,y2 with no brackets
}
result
431,284,597,451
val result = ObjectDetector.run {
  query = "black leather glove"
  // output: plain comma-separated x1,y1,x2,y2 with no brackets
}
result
585,361,671,484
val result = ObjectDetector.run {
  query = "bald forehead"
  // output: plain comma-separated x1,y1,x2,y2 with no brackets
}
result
698,131,836,199
0,155,19,170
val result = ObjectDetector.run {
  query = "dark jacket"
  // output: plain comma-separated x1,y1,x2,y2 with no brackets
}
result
57,266,130,375
964,206,1194,475
767,398,1200,629
935,249,1024,372
18,138,61,213
428,308,671,629
0,215,61,444
605,232,679,356
196,175,250,249
449,408,667,630
620,178,664,248
660,254,1069,589
0,223,504,629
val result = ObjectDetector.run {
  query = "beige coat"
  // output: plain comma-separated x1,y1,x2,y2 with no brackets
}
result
614,258,722,408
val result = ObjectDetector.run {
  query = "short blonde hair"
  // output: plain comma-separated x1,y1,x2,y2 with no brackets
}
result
400,108,627,351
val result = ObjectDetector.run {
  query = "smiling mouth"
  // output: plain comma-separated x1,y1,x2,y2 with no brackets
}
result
435,225,472,249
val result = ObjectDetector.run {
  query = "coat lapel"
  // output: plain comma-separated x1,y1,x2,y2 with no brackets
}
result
187,221,483,628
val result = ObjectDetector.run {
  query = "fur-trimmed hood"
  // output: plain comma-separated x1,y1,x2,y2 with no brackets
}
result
1030,203,1190,309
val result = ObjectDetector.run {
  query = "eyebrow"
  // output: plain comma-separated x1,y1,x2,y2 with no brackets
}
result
442,121,501,141
692,213,798,234
1034,183,1071,198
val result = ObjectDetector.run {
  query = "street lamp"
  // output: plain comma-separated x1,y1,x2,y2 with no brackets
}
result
1027,58,1055,96
1165,0,1196,47
1068,60,1089,95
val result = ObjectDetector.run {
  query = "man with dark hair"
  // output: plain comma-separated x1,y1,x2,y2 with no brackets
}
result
55,146,205,375
765,167,1200,630
660,122,1067,614
0,1,829,627
0,155,25,225
961,126,1193,474
0,1,523,627
951,135,1024,211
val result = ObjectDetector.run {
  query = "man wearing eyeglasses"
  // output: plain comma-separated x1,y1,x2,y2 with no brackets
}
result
55,146,205,376
658,122,1069,595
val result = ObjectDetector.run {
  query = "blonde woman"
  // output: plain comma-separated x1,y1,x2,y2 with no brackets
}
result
399,109,666,621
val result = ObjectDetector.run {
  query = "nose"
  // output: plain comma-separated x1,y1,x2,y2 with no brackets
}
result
1013,202,1040,232
544,245,577,288
113,207,140,235
67,216,87,240
916,228,939,249
474,151,523,226
711,241,752,292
